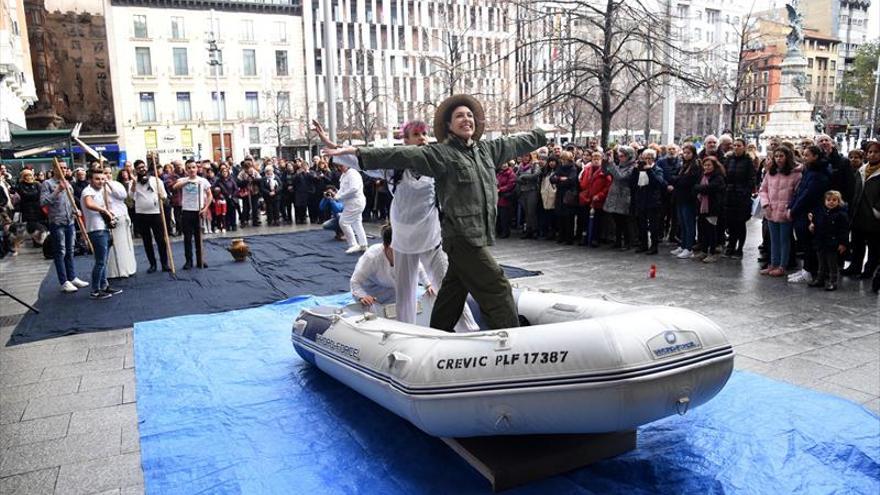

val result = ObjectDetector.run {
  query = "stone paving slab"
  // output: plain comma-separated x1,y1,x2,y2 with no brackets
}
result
54,453,143,495
0,377,81,406
0,415,70,450
1,222,877,493
0,467,58,495
0,428,121,477
21,387,123,421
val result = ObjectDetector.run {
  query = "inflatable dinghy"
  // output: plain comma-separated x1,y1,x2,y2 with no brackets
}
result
291,290,734,437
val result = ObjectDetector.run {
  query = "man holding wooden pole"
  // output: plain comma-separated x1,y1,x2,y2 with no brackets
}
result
173,159,212,269
40,159,91,293
131,159,171,273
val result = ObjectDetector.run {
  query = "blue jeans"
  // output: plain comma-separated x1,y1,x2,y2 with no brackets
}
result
676,202,697,250
322,214,339,231
768,221,792,268
50,222,77,285
88,230,110,291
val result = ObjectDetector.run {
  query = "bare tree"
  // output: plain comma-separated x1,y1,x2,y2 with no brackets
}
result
262,90,295,158
700,7,775,135
513,0,706,149
344,75,384,145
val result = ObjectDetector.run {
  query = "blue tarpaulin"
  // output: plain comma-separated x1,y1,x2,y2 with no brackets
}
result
135,295,880,494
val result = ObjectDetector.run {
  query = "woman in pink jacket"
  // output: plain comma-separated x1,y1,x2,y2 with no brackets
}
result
758,145,802,277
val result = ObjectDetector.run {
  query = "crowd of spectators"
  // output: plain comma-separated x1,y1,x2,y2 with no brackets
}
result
1,133,879,295
498,134,879,293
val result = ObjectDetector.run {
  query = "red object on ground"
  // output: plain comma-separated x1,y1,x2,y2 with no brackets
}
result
649,264,657,278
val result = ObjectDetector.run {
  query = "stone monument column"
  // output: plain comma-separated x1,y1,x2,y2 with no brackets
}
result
761,0,816,141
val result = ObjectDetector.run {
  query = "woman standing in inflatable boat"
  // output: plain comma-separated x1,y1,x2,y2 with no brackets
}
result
315,118,479,331
323,94,548,332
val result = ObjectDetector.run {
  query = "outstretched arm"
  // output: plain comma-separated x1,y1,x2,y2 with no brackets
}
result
485,129,548,166
323,144,439,177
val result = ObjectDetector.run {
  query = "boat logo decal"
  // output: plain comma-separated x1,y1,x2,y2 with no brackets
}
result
315,333,361,361
648,331,702,359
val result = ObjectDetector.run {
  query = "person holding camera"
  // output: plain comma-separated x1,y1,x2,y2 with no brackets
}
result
81,168,124,299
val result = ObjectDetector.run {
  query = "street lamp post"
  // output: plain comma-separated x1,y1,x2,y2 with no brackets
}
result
207,9,225,162
321,0,337,143
870,52,880,140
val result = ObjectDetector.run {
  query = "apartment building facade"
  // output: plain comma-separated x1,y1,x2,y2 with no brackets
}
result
0,0,36,141
300,0,518,143
104,0,305,163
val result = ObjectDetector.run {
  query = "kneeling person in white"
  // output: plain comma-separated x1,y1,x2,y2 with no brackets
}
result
351,225,432,309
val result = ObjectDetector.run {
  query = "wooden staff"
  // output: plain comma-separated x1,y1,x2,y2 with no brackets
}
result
151,153,176,275
197,180,205,268
52,157,93,253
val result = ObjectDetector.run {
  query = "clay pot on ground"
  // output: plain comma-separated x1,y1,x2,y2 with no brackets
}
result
228,238,250,262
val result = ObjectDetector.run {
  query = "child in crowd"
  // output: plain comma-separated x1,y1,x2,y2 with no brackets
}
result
692,157,725,263
212,186,227,233
808,190,849,291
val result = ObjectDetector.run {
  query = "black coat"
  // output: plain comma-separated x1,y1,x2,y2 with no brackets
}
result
693,171,725,217
16,182,43,224
259,176,282,201
628,164,666,211
550,162,579,211
811,205,850,251
672,159,702,206
826,149,855,203
293,171,315,205
789,161,831,232
723,153,756,222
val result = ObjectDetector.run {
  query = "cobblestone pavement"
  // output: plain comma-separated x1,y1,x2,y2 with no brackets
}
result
1,221,877,494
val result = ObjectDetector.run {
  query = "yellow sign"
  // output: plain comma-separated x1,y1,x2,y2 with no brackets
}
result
181,128,193,148
144,129,158,150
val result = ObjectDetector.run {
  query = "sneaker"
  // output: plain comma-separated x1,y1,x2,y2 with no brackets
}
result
345,245,362,254
824,283,837,291
702,254,719,263
768,267,786,277
692,251,707,260
807,279,825,288
670,247,683,256
90,290,112,300
359,244,369,252
221,228,226,233
101,286,124,295
676,249,693,259
787,269,813,284
759,266,774,275
61,281,78,293
71,278,89,288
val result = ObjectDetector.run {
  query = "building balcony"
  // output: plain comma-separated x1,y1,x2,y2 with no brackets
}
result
109,0,302,15
132,66,159,79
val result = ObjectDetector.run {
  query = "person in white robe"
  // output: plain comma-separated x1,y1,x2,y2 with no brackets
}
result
103,166,137,278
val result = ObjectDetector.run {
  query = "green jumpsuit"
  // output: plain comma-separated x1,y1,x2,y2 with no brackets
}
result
358,129,547,331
